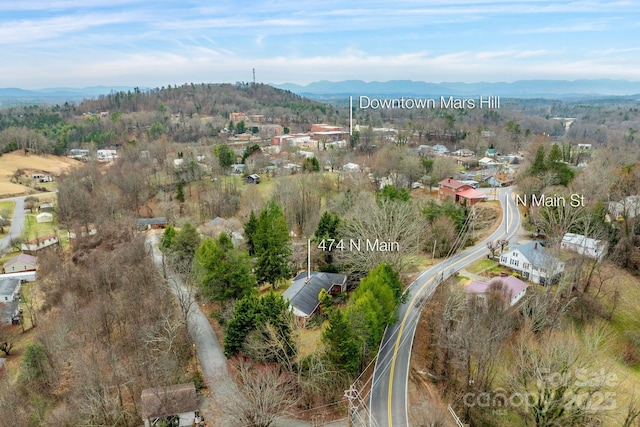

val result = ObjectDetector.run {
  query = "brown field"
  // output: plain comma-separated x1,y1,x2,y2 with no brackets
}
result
0,151,82,198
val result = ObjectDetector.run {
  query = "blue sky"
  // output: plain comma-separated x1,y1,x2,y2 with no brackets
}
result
1,0,639,89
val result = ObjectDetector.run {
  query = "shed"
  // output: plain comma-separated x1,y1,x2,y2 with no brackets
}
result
36,212,53,223
140,383,198,427
136,217,168,230
246,174,260,184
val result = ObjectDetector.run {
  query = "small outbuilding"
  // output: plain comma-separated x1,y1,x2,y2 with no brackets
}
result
36,212,53,223
246,174,260,184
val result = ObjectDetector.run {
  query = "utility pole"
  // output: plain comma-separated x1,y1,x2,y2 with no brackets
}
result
252,68,256,85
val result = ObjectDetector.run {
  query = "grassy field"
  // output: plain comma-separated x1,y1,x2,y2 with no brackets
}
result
466,258,498,274
0,151,81,198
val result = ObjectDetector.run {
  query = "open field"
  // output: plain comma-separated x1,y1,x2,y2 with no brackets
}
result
0,151,81,198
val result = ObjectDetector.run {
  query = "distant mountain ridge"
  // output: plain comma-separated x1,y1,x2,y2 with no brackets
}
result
272,79,640,98
0,86,136,106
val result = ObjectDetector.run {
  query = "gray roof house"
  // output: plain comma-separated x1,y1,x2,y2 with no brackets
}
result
283,272,347,324
0,278,21,325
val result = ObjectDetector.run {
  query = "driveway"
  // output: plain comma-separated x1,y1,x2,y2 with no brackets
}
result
0,196,27,254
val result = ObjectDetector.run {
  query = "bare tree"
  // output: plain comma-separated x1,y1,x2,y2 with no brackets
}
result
224,359,298,427
337,196,425,275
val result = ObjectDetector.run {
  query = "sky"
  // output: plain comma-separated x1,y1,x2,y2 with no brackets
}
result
1,0,640,89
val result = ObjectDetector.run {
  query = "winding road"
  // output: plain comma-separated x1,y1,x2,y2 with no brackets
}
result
369,187,521,427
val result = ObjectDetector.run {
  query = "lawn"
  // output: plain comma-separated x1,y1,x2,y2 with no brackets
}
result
0,200,15,218
466,258,498,274
22,213,59,240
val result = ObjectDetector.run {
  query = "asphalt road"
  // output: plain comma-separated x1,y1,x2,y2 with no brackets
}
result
0,196,27,254
369,188,521,427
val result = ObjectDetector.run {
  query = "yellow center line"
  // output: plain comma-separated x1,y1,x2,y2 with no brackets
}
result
387,195,514,426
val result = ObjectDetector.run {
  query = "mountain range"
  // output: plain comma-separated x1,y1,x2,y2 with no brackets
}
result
272,79,640,99
2,80,640,107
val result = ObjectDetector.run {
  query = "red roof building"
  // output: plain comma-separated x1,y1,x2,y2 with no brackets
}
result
438,177,487,206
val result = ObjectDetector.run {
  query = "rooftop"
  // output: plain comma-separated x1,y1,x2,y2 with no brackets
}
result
140,383,198,419
283,271,347,317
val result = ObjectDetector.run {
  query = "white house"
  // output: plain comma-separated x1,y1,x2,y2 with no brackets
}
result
0,278,21,324
499,242,564,285
342,162,361,172
140,383,198,427
432,144,449,154
465,275,529,306
609,195,640,221
561,233,607,261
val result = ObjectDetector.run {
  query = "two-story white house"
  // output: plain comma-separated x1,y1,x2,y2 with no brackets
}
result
499,242,564,285
0,278,21,324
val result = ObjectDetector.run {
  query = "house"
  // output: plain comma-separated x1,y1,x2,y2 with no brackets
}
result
246,174,260,184
3,254,37,274
0,278,21,324
140,383,198,427
36,212,53,223
561,233,607,261
68,224,98,239
478,157,500,167
438,177,486,205
609,196,640,220
283,272,347,326
499,242,564,285
136,217,168,230
432,144,449,154
21,234,59,254
342,163,361,172
465,275,529,306
452,148,475,157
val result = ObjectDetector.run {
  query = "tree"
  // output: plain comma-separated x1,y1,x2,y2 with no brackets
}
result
244,210,258,256
168,222,200,274
507,329,610,427
313,211,340,242
214,144,236,169
338,196,424,275
530,145,547,176
176,180,185,204
0,325,16,356
302,156,320,172
322,310,360,375
224,360,297,427
160,225,176,251
377,185,410,203
195,233,256,302
253,200,292,284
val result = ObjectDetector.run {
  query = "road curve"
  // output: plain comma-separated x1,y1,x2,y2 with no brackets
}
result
369,188,521,427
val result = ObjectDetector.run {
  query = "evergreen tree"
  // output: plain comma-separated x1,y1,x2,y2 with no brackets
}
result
322,310,361,375
254,200,292,284
214,144,236,169
196,233,256,302
169,222,200,272
547,143,562,165
530,145,547,176
377,185,410,203
176,180,185,203
160,225,176,251
224,293,260,357
313,211,340,241
244,210,258,256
